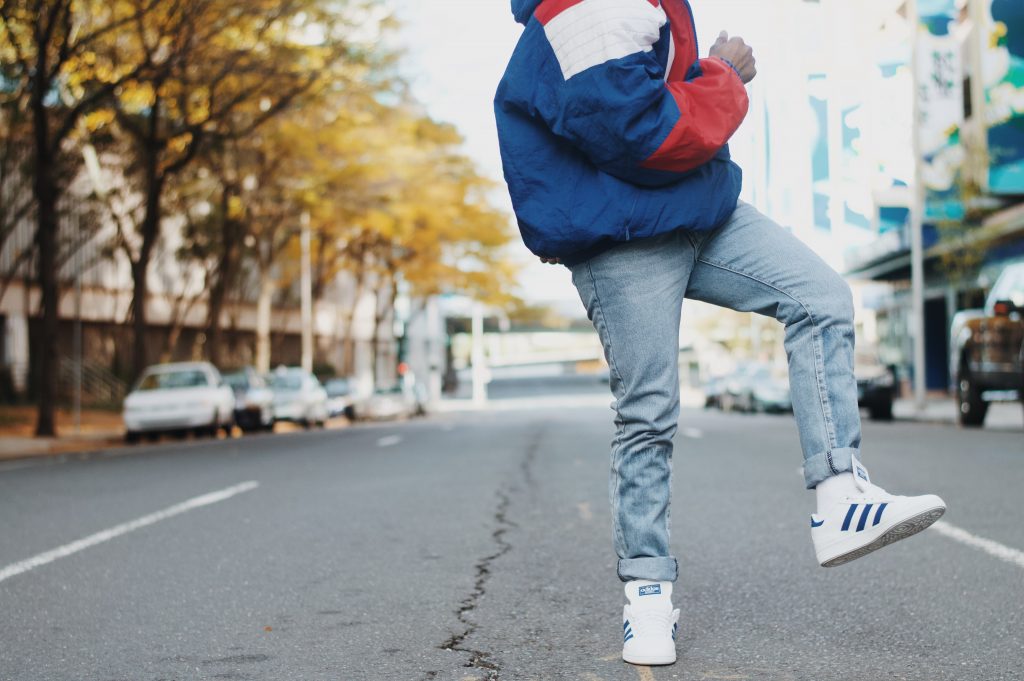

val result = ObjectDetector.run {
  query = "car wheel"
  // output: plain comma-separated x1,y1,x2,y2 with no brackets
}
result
145,431,160,443
195,412,218,438
957,364,988,427
125,431,141,444
868,398,893,421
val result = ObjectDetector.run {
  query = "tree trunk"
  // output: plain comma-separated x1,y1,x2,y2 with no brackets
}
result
371,274,396,387
31,115,58,436
130,160,163,381
31,82,58,437
339,265,367,376
160,290,200,363
206,187,243,367
255,272,274,374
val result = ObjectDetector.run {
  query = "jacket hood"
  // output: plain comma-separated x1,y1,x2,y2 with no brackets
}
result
512,0,543,24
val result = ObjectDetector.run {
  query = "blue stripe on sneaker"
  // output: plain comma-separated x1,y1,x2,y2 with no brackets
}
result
856,503,874,532
623,621,629,631
873,502,887,526
624,633,634,643
841,504,858,531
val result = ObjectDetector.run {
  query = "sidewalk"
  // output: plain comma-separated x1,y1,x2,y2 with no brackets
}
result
0,405,354,463
0,406,125,462
893,396,1022,430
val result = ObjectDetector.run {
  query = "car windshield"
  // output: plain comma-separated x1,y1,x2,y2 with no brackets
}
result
223,373,250,390
325,379,349,397
271,373,303,391
137,369,209,391
989,264,1024,307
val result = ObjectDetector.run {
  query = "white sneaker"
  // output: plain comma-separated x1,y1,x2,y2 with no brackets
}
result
811,458,946,567
622,580,679,666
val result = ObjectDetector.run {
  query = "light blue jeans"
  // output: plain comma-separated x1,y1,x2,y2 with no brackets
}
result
570,202,862,582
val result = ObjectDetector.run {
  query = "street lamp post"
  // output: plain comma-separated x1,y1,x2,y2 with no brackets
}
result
909,0,927,413
471,301,487,406
300,211,313,374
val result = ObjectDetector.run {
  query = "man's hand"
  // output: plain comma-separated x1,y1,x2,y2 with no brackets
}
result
539,256,561,265
709,31,756,84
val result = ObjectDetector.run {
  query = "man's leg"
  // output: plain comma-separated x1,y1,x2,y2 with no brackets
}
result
569,229,693,583
685,202,945,566
685,202,861,488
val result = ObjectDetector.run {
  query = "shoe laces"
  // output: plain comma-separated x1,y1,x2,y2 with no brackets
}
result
845,482,894,502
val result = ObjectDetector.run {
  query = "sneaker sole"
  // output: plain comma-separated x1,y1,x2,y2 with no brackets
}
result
622,652,677,666
820,506,946,567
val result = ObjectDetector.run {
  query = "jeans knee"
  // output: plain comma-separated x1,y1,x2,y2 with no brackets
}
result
617,402,678,453
831,278,856,327
827,277,855,328
802,269,854,329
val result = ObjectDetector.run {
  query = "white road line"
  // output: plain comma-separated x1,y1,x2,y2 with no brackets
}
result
0,481,259,585
377,435,402,448
930,520,1024,570
636,666,656,681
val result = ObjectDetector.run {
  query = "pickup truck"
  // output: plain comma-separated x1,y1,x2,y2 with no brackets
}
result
949,262,1024,427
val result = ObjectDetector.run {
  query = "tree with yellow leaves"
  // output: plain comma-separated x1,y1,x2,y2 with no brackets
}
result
0,0,162,435
82,0,374,380
301,106,519,380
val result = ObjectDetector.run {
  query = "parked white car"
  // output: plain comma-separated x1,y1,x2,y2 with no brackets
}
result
123,362,236,442
269,367,329,428
354,381,428,421
324,377,358,420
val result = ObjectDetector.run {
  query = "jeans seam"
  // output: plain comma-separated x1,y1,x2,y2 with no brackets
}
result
695,255,840,452
585,261,628,555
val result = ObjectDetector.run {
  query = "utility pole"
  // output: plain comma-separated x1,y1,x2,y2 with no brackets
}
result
909,0,927,412
300,211,313,374
73,213,82,434
471,301,487,406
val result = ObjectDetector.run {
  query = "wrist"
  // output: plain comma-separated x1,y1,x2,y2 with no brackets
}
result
712,56,743,81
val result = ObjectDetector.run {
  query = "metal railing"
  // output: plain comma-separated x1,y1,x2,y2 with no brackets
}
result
57,357,127,408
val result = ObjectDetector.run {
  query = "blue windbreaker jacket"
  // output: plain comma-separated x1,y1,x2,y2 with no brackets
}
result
494,0,750,265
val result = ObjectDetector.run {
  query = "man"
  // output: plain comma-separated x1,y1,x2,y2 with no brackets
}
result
494,0,948,668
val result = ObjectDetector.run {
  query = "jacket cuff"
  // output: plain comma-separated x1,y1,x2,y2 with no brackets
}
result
709,56,744,82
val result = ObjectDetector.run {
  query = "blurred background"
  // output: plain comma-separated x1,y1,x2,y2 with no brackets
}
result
2,3,1023,679
0,0,1022,445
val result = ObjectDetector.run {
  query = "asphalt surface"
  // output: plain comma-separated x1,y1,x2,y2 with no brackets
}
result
1,376,1022,681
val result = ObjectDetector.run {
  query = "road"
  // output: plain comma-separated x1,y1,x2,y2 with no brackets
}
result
1,375,1022,681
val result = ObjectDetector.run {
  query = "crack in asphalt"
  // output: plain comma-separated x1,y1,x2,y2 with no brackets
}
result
427,423,544,681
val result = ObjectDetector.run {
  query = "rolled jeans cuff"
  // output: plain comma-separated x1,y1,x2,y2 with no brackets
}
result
617,556,678,583
803,447,859,489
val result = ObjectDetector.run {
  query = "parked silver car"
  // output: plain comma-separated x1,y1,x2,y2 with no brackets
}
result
123,362,235,442
268,367,329,428
354,381,428,421
324,377,358,420
223,367,275,432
